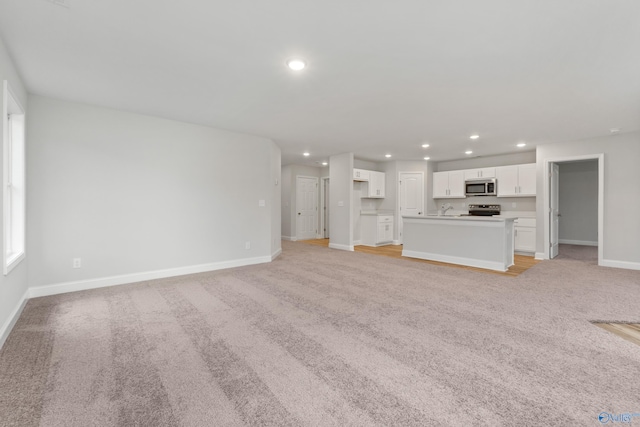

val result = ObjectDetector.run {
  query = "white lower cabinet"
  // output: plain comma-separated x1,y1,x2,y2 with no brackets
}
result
361,215,393,246
514,218,536,253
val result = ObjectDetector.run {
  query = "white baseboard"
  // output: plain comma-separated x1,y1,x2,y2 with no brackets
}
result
402,249,508,272
535,252,545,260
29,255,273,299
559,239,598,246
271,248,282,260
600,259,640,271
281,236,294,241
0,289,30,350
393,240,402,245
353,240,362,246
328,243,354,251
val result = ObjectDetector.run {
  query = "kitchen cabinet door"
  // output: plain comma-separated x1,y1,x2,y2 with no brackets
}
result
363,171,385,198
517,163,536,196
433,171,465,198
432,172,450,198
463,167,496,180
496,165,519,197
353,169,370,181
448,170,465,198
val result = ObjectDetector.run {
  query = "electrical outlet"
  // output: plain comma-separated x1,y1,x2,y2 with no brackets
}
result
245,241,251,250
72,258,81,268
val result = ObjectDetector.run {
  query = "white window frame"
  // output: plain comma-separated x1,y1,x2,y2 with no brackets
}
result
3,81,26,275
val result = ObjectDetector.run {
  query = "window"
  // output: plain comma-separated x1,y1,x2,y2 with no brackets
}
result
3,81,25,275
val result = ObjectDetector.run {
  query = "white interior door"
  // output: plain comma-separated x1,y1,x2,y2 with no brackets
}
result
550,163,560,258
296,176,318,240
398,172,424,244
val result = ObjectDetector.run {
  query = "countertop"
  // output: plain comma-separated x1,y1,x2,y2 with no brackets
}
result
360,211,394,216
403,215,515,222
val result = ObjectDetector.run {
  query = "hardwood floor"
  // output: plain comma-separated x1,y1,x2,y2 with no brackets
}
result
593,323,640,347
300,239,539,277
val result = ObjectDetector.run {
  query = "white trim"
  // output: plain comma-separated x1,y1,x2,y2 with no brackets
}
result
328,243,354,251
535,252,545,260
281,235,296,241
543,154,604,267
392,240,402,245
0,288,29,350
600,259,640,271
5,252,25,275
29,256,273,298
3,81,26,276
271,248,282,260
402,249,509,272
558,239,598,246
353,239,362,246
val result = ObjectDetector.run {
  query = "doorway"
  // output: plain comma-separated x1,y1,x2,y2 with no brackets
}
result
296,176,319,240
397,172,424,244
320,177,330,239
544,154,603,265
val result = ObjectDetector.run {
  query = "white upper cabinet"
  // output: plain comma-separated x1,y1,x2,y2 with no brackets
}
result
433,170,465,198
357,170,385,198
463,167,496,180
353,169,370,181
496,163,536,197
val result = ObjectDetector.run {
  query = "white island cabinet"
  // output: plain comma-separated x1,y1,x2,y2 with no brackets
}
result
402,215,515,272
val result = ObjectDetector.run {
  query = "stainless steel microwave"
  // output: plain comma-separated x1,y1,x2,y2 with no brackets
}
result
465,179,497,196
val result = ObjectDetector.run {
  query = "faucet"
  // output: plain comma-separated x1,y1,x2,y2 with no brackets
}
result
441,203,453,216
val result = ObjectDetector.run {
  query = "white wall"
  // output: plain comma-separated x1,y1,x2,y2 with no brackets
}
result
558,161,598,245
329,153,353,250
536,131,640,266
280,165,293,239
0,36,29,346
436,151,536,171
270,144,282,257
27,95,280,290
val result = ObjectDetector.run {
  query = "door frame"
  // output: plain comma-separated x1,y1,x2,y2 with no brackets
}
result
320,176,330,239
543,154,603,264
396,171,425,245
295,175,319,240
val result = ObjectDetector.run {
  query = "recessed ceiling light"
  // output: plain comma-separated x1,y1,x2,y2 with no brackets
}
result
303,152,310,156
385,154,392,158
421,143,430,148
517,142,526,148
423,157,430,160
610,128,620,134
321,162,328,166
465,150,473,155
287,59,306,71
470,135,479,140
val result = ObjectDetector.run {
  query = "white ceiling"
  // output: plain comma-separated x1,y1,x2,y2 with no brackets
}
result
1,0,639,166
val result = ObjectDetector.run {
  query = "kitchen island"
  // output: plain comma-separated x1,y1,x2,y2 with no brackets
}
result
402,215,516,272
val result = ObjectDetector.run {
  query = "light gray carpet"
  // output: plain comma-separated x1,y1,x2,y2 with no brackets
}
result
1,241,639,426
557,243,598,264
